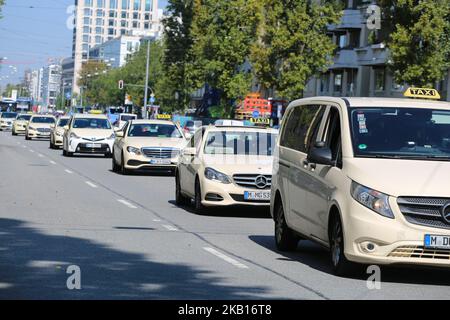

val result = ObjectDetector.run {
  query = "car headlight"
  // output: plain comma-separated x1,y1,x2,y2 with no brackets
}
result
28,126,36,131
56,131,63,137
204,167,231,184
127,146,142,155
351,181,394,219
70,132,80,139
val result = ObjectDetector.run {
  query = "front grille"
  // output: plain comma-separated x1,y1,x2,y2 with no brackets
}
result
389,246,450,260
141,147,179,159
397,197,450,230
233,174,272,190
78,143,109,153
37,128,51,133
82,137,105,142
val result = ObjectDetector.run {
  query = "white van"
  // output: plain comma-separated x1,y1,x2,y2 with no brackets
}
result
271,88,450,276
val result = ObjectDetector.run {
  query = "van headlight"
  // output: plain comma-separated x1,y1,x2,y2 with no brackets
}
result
127,146,142,155
204,167,231,184
351,181,394,219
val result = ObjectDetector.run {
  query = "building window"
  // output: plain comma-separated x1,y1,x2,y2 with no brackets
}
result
95,27,103,34
84,8,92,16
320,73,330,93
121,11,128,19
133,12,139,20
83,26,91,33
145,0,151,11
108,28,115,35
334,71,343,93
108,19,115,26
374,67,385,91
96,18,104,25
109,0,117,9
127,41,133,51
133,0,141,11
96,9,104,16
83,17,91,25
121,20,127,27
85,0,93,7
121,0,129,10
132,21,139,28
97,0,105,8
144,13,150,20
95,36,103,43
109,10,117,17
144,22,149,29
347,69,357,95
83,35,90,42
121,29,127,35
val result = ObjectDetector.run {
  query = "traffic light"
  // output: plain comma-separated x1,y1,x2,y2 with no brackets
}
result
118,80,124,90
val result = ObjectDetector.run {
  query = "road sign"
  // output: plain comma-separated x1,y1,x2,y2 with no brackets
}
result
252,110,260,118
150,96,155,104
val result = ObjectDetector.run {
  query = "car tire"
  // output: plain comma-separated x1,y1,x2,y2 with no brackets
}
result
12,130,17,136
194,178,205,214
329,214,359,277
274,202,299,251
175,172,189,206
121,153,129,175
25,135,31,140
112,154,120,172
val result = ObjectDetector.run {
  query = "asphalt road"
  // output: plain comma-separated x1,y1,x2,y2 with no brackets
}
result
0,131,450,300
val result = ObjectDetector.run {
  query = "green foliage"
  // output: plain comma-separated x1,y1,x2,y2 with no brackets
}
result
250,0,342,100
188,0,263,111
380,0,450,87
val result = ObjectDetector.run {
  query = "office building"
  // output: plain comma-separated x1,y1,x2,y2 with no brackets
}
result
41,64,62,107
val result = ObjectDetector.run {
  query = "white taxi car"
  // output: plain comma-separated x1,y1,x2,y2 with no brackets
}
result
25,115,56,140
50,116,70,149
62,113,115,157
176,125,278,213
271,88,450,276
12,113,32,135
112,119,188,174
0,112,18,131
115,113,137,130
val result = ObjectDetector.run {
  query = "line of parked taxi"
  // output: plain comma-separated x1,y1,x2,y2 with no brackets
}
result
4,87,450,277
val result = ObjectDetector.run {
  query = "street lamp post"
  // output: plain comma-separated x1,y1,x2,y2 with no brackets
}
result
143,39,151,119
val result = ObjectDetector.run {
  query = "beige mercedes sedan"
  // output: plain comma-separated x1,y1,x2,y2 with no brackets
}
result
112,119,189,175
25,115,56,140
12,113,32,135
50,116,70,149
175,125,278,213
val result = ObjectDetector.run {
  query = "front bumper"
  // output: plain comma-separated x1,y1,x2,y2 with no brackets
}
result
0,123,13,130
52,134,64,146
28,130,51,139
13,125,27,133
200,177,271,207
67,138,114,154
124,153,178,171
343,197,450,267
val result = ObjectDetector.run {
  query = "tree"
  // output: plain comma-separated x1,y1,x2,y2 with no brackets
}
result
188,0,263,115
250,0,342,101
77,60,108,105
160,0,195,111
379,0,450,87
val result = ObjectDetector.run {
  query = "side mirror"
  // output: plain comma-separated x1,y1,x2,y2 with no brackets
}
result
308,142,334,166
183,147,196,156
114,127,121,132
63,125,69,130
115,131,124,138
184,132,192,140
50,124,55,129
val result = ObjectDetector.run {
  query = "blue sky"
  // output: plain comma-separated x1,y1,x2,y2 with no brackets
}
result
0,0,168,87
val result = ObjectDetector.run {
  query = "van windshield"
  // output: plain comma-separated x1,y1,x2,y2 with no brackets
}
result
350,107,450,160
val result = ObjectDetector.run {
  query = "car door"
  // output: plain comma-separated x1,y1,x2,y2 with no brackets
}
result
63,117,73,150
114,122,129,163
179,128,203,196
284,104,327,235
304,106,343,243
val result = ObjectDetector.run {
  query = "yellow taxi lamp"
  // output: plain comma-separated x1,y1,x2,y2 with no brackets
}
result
156,114,172,120
404,87,441,100
89,110,103,114
250,117,270,125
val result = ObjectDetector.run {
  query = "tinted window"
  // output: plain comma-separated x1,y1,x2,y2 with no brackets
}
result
127,123,182,138
57,119,69,127
17,114,32,121
31,117,55,124
120,115,137,121
73,118,111,129
280,105,326,153
2,112,17,118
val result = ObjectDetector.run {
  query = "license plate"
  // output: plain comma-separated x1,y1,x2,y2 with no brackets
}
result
424,235,450,249
150,159,171,165
86,143,101,148
244,191,271,201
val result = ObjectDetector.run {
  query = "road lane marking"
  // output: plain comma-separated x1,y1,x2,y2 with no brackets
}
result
85,181,98,188
203,247,249,269
153,219,161,222
38,153,44,158
23,145,27,148
117,199,137,209
64,169,73,174
49,160,56,165
162,225,178,231
29,149,34,153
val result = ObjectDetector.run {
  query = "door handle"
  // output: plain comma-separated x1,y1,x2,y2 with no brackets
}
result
309,163,316,170
302,159,309,168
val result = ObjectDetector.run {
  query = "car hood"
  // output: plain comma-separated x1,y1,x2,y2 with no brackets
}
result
72,128,113,139
345,157,450,197
14,120,29,125
202,154,273,175
1,118,15,121
125,137,188,149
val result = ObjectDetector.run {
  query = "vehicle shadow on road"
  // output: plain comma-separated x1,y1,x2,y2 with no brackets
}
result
168,200,271,219
249,235,450,285
0,218,270,299
108,169,175,177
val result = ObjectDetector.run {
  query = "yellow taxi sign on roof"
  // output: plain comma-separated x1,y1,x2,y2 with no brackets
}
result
89,110,103,114
250,117,270,125
404,87,441,100
156,114,172,120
